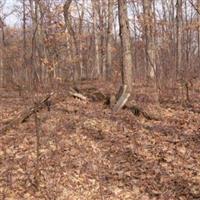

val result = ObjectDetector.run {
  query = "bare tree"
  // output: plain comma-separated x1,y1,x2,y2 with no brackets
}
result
64,0,81,82
0,16,5,87
118,0,133,93
142,0,156,80
106,0,114,80
176,0,183,78
91,0,101,78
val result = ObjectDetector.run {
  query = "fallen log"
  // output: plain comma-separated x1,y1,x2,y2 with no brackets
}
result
0,92,54,135
69,89,87,101
125,105,159,120
76,87,107,102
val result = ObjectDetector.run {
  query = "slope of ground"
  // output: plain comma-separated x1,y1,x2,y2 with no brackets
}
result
0,83,200,200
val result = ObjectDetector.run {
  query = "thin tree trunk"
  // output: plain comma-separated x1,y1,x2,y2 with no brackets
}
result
106,0,114,80
176,0,183,78
0,26,4,87
23,0,28,84
91,0,101,78
197,0,200,71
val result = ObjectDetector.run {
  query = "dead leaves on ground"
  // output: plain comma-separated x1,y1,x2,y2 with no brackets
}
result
1,87,200,200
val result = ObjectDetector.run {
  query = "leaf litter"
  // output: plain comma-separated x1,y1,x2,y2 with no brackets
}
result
1,83,200,200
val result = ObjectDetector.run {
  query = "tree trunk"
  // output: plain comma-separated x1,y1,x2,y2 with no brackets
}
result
176,0,183,78
64,0,81,82
143,0,156,80
91,0,101,78
118,0,133,93
0,26,4,88
106,0,114,80
22,0,28,84
197,0,200,71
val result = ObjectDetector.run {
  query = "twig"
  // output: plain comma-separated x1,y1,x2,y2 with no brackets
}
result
34,110,41,190
0,92,54,135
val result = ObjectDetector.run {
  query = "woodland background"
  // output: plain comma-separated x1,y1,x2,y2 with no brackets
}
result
1,0,200,93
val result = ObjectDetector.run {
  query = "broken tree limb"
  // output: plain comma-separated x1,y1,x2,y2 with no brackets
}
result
113,93,130,112
125,104,160,120
0,92,54,135
113,85,130,112
75,87,107,102
111,84,158,120
113,85,131,112
69,90,87,101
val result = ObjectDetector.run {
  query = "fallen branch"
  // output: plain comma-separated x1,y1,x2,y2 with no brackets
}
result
111,85,159,120
113,85,130,112
0,92,54,135
126,105,160,120
69,88,87,100
113,93,130,112
72,87,106,102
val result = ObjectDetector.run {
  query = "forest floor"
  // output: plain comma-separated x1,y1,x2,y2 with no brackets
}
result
1,81,200,200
